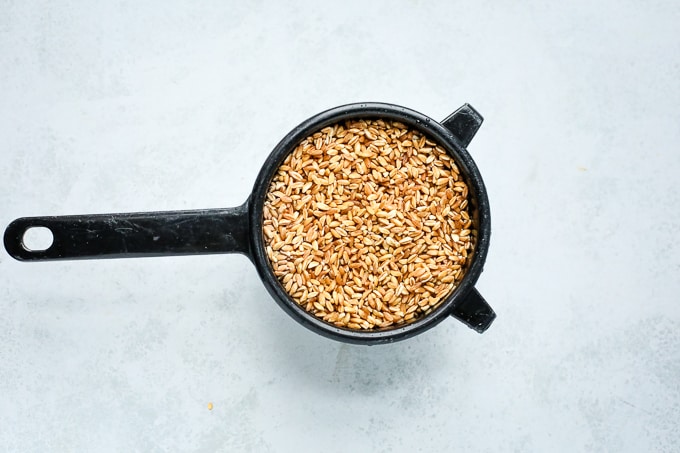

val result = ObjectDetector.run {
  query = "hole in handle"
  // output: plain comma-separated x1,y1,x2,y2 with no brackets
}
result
22,226,54,252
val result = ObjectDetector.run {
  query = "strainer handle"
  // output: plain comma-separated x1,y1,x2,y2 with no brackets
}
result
4,204,250,261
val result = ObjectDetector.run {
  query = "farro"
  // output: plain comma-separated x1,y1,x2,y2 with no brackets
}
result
263,119,476,330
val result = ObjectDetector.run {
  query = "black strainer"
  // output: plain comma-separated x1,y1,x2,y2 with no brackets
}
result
4,102,495,344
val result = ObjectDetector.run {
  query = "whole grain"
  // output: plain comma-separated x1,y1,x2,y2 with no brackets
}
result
263,119,475,330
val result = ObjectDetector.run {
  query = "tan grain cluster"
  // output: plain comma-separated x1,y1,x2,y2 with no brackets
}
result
263,119,475,330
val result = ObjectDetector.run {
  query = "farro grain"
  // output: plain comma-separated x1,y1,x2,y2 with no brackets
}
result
263,119,476,330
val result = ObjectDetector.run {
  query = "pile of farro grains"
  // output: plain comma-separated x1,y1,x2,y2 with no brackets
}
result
263,119,476,330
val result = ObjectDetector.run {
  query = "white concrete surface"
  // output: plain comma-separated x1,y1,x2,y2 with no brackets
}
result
1,1,679,451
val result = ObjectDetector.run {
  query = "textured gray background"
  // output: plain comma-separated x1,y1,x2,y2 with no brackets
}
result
1,1,679,451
